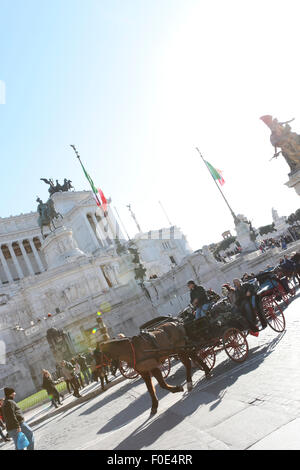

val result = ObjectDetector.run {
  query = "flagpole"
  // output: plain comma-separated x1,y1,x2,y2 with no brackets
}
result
158,200,173,227
127,204,142,233
195,147,238,223
113,206,130,240
70,144,101,206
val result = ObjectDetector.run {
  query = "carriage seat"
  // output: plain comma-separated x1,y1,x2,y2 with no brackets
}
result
257,280,278,297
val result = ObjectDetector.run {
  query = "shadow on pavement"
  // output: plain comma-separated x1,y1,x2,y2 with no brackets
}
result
111,331,286,449
79,378,142,417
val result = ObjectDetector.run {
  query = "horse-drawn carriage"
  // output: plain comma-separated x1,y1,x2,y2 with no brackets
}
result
136,275,288,378
134,304,250,379
100,278,288,415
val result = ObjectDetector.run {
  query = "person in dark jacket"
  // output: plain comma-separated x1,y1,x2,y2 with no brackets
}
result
187,280,210,319
42,370,62,408
60,361,82,398
0,398,11,442
77,354,92,386
93,343,110,391
2,387,34,450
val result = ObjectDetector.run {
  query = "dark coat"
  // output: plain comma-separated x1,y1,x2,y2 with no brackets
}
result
2,399,24,431
42,375,59,395
234,282,256,307
190,285,209,307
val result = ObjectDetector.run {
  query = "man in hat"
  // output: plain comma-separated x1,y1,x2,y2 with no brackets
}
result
2,387,34,450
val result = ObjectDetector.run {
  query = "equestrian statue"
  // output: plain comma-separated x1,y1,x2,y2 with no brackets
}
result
36,197,63,238
40,178,74,196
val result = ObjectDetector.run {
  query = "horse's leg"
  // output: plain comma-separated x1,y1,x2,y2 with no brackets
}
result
151,367,184,394
140,371,159,416
178,352,193,392
189,350,211,378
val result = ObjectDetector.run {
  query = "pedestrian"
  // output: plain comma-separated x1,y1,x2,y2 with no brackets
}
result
281,238,287,250
42,370,63,408
0,399,11,443
60,361,82,398
93,343,110,391
2,387,34,450
77,354,92,386
72,358,85,389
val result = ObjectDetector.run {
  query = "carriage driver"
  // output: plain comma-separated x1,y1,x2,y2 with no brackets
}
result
187,281,211,319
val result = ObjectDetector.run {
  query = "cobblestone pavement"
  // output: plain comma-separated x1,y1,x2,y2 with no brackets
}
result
2,292,300,450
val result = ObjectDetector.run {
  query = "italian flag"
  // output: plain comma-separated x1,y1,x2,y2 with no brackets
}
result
80,162,108,213
205,161,225,186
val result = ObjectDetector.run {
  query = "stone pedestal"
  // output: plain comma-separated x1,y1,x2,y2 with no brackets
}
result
235,218,257,253
285,169,300,196
41,226,86,269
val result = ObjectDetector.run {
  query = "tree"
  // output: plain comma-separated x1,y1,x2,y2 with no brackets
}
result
258,223,276,236
287,209,300,225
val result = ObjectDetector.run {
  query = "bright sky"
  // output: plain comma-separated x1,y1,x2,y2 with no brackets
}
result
1,0,300,250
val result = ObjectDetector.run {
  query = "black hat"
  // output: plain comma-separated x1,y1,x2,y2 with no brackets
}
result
187,280,195,286
4,387,15,398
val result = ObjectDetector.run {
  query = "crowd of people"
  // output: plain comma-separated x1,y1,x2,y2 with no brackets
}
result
50,348,115,403
218,234,295,262
0,342,118,450
257,235,294,253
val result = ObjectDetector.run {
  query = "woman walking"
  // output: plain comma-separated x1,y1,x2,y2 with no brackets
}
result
42,370,63,408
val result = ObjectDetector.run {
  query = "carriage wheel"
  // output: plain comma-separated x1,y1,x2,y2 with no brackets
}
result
159,357,171,378
119,360,139,379
194,346,216,372
262,296,286,333
222,328,249,363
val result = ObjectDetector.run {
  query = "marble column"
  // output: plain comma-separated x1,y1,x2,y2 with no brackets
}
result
8,242,24,279
0,246,13,283
97,210,114,245
19,241,35,276
29,239,45,272
84,214,102,249
90,213,105,247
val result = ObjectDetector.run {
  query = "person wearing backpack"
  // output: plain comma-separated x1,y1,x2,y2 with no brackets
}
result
2,387,34,450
